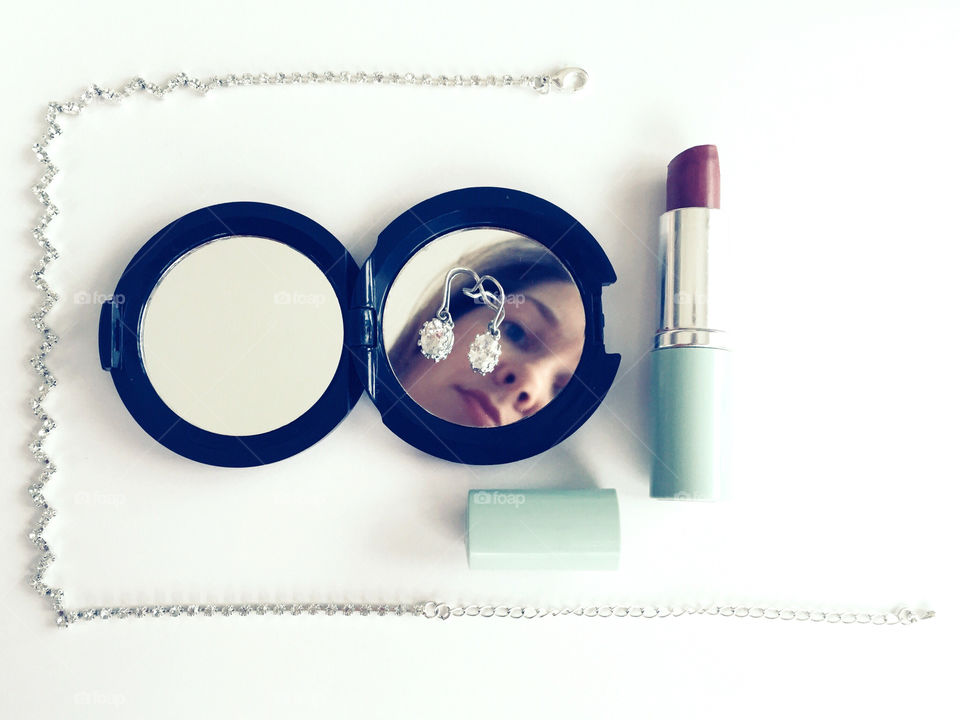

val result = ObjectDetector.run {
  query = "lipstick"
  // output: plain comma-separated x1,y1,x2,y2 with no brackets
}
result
650,145,729,500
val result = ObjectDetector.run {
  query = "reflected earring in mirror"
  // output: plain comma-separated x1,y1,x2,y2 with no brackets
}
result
467,275,506,375
418,267,481,362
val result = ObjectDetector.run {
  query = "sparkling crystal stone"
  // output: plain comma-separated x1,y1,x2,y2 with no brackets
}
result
418,317,454,361
468,332,502,375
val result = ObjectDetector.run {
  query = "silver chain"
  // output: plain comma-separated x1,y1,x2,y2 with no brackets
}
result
46,602,936,626
27,68,933,628
420,602,934,624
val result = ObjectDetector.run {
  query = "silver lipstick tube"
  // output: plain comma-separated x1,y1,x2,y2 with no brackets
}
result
654,207,728,350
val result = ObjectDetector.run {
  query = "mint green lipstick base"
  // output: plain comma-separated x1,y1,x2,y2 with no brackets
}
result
466,489,620,570
650,347,730,501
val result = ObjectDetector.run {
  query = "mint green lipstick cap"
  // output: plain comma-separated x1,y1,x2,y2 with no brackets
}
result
466,489,620,570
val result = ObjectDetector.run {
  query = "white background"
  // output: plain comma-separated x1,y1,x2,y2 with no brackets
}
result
2,1,958,717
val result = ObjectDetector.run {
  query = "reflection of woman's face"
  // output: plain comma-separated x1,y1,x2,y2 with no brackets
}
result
403,281,585,427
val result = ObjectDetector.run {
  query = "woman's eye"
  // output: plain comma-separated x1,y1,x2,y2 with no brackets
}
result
502,321,527,346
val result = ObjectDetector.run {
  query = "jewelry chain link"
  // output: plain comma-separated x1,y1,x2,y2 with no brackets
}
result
420,602,935,624
26,68,933,628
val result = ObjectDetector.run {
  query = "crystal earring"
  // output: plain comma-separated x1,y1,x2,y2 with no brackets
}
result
418,267,481,362
466,275,506,375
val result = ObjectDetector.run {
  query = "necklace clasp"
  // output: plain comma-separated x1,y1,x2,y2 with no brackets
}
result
548,67,588,94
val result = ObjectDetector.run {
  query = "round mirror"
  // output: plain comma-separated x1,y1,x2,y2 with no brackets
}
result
140,235,344,436
383,228,586,427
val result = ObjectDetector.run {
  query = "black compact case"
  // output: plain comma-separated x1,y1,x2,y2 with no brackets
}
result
99,187,620,466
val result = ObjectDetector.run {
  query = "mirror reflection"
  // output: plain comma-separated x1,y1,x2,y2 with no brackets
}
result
140,236,344,437
384,229,585,427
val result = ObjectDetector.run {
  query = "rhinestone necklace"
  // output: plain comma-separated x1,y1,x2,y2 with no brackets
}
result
27,68,933,627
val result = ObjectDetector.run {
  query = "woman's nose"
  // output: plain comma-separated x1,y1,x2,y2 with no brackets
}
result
492,362,548,414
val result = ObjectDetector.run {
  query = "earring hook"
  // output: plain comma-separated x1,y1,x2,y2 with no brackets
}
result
475,275,505,336
437,267,482,322
461,275,505,330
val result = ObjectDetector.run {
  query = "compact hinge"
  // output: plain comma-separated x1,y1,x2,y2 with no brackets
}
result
346,306,378,348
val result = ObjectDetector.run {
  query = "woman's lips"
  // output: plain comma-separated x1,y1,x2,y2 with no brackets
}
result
454,386,501,426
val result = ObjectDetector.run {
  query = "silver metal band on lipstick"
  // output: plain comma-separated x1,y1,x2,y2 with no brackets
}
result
654,207,729,351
